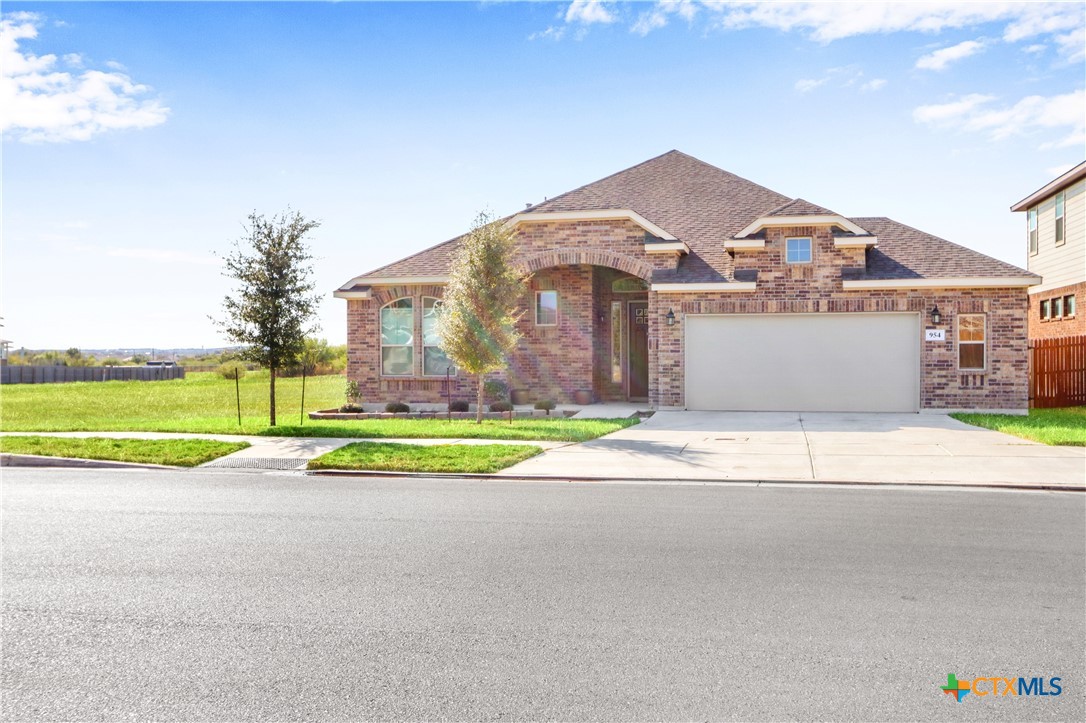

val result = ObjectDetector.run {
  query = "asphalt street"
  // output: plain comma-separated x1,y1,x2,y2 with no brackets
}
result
2,469,1083,721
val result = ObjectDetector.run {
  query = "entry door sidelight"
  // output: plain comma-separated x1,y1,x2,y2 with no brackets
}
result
628,301,649,400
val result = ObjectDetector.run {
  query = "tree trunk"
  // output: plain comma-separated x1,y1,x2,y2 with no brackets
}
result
270,365,277,426
476,375,484,424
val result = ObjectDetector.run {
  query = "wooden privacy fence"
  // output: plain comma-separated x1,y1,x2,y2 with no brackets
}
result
0,365,186,385
1030,335,1086,408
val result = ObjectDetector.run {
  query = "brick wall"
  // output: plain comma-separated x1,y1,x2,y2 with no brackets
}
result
652,222,1030,415
1028,281,1085,340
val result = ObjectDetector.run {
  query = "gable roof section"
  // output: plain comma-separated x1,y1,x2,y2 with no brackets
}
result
765,198,839,217
337,150,1035,291
846,217,1037,286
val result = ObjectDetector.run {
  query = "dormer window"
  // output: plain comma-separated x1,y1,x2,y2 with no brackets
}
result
1028,208,1038,255
785,237,812,264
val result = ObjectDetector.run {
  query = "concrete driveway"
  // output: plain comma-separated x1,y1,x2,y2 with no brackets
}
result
501,412,1086,489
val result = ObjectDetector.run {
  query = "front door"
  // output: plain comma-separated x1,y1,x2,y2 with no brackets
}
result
628,301,649,400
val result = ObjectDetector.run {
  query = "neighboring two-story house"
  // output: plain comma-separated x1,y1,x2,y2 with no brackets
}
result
337,151,1037,413
1011,161,1085,341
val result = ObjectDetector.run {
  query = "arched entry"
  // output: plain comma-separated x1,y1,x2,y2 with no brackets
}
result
510,251,652,403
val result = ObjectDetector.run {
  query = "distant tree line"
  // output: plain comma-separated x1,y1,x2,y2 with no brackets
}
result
5,338,347,374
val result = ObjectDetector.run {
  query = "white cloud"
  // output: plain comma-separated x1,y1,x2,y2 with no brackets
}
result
1046,163,1076,177
529,25,566,41
795,77,828,93
565,1,615,25
1,12,169,143
549,2,1084,61
916,39,985,70
632,0,699,36
914,89,1085,149
860,78,887,92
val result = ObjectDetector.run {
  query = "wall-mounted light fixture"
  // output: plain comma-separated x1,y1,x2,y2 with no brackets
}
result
665,308,676,326
930,304,942,325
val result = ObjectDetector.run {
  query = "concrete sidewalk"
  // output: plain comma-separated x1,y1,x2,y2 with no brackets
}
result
499,412,1086,490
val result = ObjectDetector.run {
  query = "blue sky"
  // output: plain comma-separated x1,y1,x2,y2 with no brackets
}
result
3,1,1084,349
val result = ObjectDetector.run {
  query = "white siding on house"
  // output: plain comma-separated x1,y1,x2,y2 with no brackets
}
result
1028,179,1086,294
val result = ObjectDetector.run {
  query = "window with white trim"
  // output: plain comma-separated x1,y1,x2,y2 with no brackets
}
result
958,314,986,371
785,237,812,264
536,290,558,326
1065,294,1076,317
1040,299,1050,320
422,297,455,376
1053,296,1064,318
1028,208,1038,254
380,298,414,376
1055,193,1065,245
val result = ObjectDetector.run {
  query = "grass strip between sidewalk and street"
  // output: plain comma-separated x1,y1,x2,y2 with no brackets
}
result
951,407,1086,447
307,442,542,474
0,436,251,467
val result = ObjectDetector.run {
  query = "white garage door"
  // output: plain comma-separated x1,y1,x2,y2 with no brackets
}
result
685,313,920,412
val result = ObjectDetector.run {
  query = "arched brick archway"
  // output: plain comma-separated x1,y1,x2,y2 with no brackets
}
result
516,249,653,281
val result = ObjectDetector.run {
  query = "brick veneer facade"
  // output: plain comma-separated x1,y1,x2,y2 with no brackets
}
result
346,219,1031,411
1028,281,1085,340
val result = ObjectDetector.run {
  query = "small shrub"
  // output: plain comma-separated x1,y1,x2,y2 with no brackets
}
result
483,379,509,402
385,402,410,414
339,403,365,413
490,401,514,413
449,400,470,412
345,379,362,405
218,361,247,380
534,399,557,415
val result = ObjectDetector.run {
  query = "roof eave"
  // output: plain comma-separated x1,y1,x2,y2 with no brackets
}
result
1010,161,1086,211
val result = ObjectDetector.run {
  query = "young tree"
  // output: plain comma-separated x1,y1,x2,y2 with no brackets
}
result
437,211,526,423
214,210,321,426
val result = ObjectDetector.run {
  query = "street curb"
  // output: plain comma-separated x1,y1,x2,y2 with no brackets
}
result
0,454,182,471
304,468,1085,493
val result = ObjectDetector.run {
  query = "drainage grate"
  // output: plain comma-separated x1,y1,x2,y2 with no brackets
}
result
203,457,309,470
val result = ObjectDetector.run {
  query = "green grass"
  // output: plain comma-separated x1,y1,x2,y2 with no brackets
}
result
0,372,637,441
951,407,1086,447
0,436,250,467
308,441,542,474
261,418,636,442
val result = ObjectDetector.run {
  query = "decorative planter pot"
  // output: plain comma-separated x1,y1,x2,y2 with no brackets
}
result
510,389,530,405
573,390,594,405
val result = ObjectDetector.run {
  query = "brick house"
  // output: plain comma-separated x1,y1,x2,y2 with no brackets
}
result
336,151,1037,413
1011,161,1085,341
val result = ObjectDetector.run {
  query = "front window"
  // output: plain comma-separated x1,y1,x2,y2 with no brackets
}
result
1028,208,1038,254
958,314,986,370
536,290,558,326
786,237,812,264
380,298,414,375
1066,294,1076,317
422,297,455,376
1055,193,1065,245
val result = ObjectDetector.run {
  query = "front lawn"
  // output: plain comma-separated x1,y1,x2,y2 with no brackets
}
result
264,418,636,442
308,442,542,474
951,407,1086,447
0,436,250,467
0,372,636,441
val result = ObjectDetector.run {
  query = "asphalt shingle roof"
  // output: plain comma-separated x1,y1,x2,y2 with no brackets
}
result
340,150,1033,287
